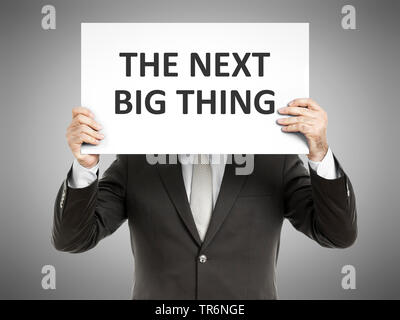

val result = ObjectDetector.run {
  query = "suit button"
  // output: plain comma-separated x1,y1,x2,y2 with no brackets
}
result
199,254,207,263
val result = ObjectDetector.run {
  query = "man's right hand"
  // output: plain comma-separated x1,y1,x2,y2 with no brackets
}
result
66,107,104,169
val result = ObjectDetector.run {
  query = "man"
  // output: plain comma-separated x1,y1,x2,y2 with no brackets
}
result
53,98,357,299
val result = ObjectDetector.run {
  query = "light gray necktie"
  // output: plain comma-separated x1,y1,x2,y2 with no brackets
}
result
190,154,213,242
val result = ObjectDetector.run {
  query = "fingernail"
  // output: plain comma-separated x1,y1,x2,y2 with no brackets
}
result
278,107,285,113
99,134,105,139
276,119,282,124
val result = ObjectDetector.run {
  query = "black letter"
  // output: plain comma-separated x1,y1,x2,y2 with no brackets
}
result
164,53,178,77
176,90,195,114
231,90,251,114
191,53,210,76
197,90,216,114
145,90,165,114
140,53,159,77
135,90,142,114
220,90,226,114
252,52,270,76
115,90,132,114
254,90,275,114
215,53,229,77
232,53,251,76
119,52,137,77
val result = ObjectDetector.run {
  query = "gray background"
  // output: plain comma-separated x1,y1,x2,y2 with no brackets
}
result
0,0,399,299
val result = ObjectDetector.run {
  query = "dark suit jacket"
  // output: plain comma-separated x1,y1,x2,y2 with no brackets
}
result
52,154,357,299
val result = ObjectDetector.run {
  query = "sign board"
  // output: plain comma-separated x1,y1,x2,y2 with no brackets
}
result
81,23,309,154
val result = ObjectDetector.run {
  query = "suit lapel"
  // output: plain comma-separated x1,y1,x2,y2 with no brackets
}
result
202,163,247,249
157,163,202,247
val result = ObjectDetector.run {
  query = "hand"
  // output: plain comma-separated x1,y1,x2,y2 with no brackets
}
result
277,98,329,162
66,107,104,169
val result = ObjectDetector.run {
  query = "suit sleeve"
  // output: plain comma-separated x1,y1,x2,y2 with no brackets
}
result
282,154,357,248
52,155,128,253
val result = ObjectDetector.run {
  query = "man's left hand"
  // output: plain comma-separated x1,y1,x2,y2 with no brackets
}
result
277,98,329,162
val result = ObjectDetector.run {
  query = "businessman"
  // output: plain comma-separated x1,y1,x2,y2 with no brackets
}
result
53,98,357,299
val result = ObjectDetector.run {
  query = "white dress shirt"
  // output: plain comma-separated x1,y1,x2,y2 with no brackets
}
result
68,149,339,209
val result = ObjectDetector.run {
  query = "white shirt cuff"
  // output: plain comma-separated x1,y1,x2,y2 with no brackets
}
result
67,159,99,188
308,147,340,180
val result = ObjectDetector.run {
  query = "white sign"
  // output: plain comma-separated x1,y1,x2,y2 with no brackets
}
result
81,23,309,154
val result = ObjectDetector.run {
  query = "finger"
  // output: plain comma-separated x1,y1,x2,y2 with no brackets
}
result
72,106,94,119
281,123,310,133
72,114,102,131
67,126,104,144
75,132,101,145
278,106,314,117
287,98,322,111
76,125,104,140
277,116,312,126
